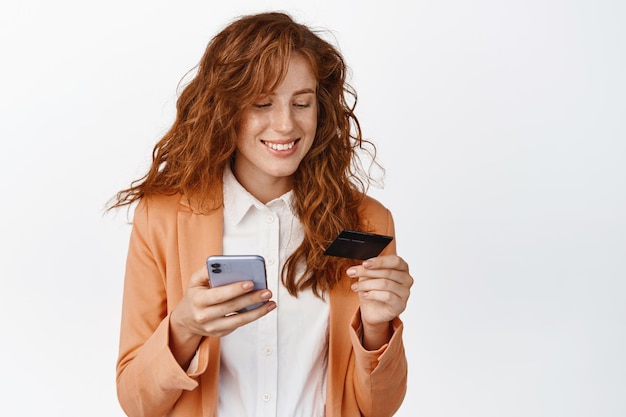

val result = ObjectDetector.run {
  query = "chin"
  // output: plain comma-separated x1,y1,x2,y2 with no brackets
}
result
269,168,299,179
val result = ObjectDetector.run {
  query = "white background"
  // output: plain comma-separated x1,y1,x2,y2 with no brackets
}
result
1,1,624,416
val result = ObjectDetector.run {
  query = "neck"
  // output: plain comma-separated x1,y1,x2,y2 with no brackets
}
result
232,171,292,204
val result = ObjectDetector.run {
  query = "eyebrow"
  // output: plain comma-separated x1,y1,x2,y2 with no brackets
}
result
293,88,316,96
260,87,316,99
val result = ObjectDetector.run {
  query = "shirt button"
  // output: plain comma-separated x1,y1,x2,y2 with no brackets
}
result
267,215,274,223
267,258,275,265
264,347,273,355
263,393,271,402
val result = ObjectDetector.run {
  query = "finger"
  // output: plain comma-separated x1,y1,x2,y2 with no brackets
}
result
351,278,410,300
357,290,408,319
201,300,277,337
210,289,273,317
346,265,412,286
188,265,211,288
357,288,404,306
194,282,264,310
362,255,409,272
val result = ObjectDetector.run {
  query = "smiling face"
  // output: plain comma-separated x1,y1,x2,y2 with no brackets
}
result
233,53,318,203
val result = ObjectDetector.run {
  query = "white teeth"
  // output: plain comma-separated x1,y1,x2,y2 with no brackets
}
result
265,141,295,151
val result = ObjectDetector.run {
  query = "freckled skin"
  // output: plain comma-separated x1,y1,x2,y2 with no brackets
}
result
233,54,318,203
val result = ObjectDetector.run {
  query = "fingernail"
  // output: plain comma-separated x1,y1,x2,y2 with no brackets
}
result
351,283,358,291
346,268,356,277
242,281,254,289
363,260,373,268
260,290,272,300
267,302,277,312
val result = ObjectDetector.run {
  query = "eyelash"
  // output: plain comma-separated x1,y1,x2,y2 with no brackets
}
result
252,102,311,109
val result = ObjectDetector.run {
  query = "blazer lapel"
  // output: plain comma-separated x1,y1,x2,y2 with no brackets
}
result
176,198,224,414
177,198,224,291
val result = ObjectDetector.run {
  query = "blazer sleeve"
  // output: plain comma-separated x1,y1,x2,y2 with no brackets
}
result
115,199,201,417
350,205,408,416
349,312,407,417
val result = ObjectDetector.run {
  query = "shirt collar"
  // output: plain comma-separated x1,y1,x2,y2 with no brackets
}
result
222,166,296,225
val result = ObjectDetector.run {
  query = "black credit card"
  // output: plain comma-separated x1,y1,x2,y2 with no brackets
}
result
323,229,393,260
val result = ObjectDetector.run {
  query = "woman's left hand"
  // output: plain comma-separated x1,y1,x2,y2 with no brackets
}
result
347,255,413,350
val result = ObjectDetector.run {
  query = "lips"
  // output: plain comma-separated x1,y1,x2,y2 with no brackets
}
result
262,139,299,151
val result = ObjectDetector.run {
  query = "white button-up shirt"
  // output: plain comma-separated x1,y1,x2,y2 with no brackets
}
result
218,167,329,417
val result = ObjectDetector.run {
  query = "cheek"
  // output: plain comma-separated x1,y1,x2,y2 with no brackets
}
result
299,112,317,134
237,114,262,141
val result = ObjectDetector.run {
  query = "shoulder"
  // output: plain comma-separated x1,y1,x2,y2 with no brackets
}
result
134,193,185,219
130,193,187,233
358,194,395,236
358,194,392,223
358,194,389,215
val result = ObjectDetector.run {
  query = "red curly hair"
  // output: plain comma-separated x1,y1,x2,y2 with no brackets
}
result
109,12,380,297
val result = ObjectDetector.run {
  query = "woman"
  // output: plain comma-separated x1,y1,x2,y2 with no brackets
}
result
110,11,413,417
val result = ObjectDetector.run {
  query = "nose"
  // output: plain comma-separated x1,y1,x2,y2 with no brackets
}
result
271,103,294,133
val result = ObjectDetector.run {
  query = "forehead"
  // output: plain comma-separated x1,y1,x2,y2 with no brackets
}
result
271,54,317,93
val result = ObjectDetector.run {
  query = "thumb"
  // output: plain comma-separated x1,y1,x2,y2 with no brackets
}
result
188,265,210,289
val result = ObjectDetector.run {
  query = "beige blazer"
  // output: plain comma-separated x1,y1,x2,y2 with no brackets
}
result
116,193,407,416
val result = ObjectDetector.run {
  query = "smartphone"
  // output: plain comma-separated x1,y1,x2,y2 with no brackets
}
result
206,255,268,312
323,229,393,260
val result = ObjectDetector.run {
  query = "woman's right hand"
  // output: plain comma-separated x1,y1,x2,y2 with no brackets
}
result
168,266,276,368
